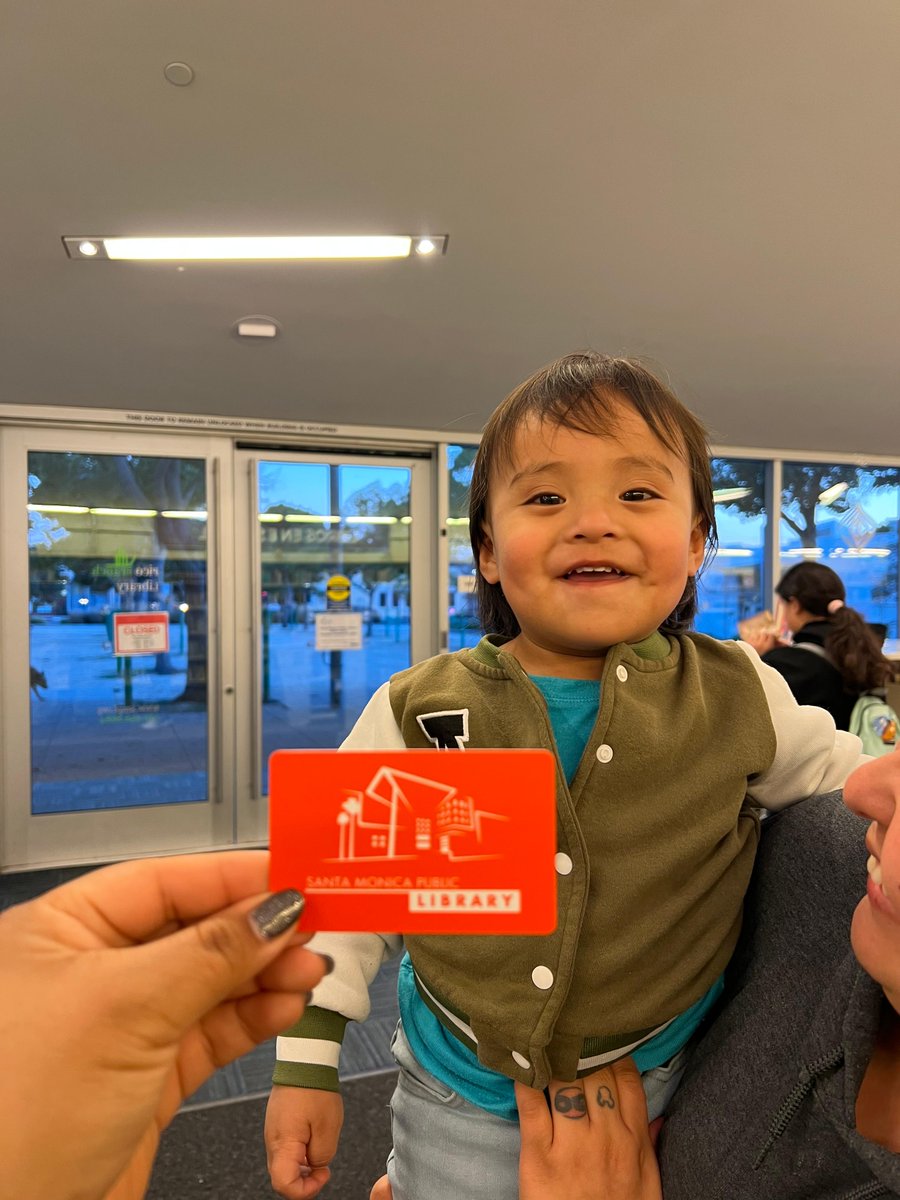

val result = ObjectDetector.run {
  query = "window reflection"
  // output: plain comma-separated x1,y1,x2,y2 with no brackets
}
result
446,445,481,650
695,459,768,640
257,460,412,793
779,463,900,643
27,452,209,814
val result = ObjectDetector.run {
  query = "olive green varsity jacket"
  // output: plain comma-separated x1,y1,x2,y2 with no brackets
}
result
273,633,864,1093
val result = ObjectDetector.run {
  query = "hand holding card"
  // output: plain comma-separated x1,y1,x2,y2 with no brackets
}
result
269,749,558,934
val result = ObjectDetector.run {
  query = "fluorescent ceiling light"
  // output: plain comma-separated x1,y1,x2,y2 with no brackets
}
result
63,235,449,261
713,488,753,504
713,548,754,558
28,503,90,514
90,507,157,517
344,515,398,524
817,481,850,506
160,510,208,520
282,514,341,523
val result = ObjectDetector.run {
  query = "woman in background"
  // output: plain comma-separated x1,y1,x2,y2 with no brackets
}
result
743,561,893,729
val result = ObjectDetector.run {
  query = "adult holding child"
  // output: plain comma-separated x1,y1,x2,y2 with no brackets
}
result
372,751,900,1198
742,561,894,732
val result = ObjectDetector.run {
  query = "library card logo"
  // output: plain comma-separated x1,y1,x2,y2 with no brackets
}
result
334,764,506,865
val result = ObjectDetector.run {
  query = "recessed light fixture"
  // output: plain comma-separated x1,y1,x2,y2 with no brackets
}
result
62,234,449,261
164,61,195,86
234,316,280,339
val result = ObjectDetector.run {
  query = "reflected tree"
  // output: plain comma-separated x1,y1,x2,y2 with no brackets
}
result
28,452,208,703
711,459,900,549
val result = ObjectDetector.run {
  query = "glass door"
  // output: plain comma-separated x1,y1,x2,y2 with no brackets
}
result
234,450,434,840
0,427,235,868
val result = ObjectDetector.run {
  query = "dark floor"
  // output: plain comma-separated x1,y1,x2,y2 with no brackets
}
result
147,1071,397,1200
3,865,399,1198
0,862,103,907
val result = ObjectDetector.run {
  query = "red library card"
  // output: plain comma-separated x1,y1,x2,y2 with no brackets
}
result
269,749,558,934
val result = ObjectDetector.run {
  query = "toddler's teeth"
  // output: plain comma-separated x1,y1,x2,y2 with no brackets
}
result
867,855,883,887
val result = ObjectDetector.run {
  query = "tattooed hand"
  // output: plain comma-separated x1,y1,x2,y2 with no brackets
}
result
553,1085,588,1118
516,1058,662,1200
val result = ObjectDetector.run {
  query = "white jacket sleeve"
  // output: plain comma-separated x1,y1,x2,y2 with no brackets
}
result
338,681,406,751
302,680,405,1018
735,640,870,810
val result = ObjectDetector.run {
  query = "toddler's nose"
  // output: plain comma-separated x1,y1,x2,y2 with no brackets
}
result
568,502,620,540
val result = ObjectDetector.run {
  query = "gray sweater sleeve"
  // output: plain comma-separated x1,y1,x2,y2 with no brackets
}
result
659,793,900,1199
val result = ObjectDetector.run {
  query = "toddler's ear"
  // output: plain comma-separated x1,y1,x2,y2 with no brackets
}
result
687,518,706,577
478,525,501,585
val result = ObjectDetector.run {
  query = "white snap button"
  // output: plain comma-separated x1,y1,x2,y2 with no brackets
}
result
596,743,613,763
555,852,573,875
512,1051,531,1070
616,665,628,682
531,965,554,990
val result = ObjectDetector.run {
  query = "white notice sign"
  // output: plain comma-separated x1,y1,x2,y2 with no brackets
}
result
113,612,170,656
315,611,363,651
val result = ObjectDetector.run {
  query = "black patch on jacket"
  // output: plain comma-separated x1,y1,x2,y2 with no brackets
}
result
416,709,469,749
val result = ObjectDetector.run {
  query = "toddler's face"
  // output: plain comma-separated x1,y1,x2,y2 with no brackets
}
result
478,404,705,677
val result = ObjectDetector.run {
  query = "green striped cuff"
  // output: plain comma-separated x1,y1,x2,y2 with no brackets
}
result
272,1006,350,1092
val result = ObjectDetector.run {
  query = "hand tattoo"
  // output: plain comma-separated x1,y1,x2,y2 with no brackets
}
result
596,1085,616,1109
553,1086,587,1119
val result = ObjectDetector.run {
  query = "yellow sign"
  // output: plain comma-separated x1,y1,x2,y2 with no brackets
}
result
326,574,351,604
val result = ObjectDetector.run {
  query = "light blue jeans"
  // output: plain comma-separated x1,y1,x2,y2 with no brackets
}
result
385,1020,689,1200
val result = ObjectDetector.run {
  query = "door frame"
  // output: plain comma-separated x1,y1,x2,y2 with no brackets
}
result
0,425,237,869
232,446,437,844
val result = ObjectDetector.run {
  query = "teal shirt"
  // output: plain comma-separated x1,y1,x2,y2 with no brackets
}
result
399,675,723,1120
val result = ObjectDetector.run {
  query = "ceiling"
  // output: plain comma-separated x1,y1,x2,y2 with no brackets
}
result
2,2,899,454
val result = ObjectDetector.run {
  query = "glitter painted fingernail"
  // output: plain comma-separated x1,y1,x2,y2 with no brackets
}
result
250,889,305,939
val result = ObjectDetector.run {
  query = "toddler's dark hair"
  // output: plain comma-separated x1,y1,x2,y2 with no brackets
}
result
469,351,717,638
775,561,893,693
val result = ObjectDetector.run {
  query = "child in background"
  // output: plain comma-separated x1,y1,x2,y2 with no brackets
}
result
265,352,864,1200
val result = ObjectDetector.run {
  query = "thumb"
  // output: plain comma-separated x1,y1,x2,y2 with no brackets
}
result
130,888,307,1033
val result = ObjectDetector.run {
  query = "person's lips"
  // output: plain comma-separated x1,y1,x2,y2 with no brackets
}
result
866,850,900,924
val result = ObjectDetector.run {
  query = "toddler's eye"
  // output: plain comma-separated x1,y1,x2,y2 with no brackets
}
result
621,489,657,502
527,492,563,506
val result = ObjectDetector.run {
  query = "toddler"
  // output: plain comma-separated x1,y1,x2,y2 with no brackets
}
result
265,352,864,1200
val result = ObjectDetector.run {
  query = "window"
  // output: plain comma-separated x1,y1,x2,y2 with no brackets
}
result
446,445,482,650
27,451,208,814
695,458,768,640
779,463,900,639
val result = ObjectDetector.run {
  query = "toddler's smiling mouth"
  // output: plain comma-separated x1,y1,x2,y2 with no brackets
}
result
562,565,630,580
